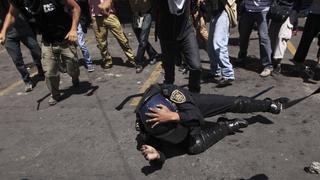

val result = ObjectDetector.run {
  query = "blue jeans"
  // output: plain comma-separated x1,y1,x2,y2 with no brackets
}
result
132,13,157,65
238,11,272,68
208,10,234,79
77,24,92,65
4,33,42,82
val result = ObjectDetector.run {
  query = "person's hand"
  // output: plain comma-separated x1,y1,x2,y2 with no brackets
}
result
140,145,160,161
65,30,77,42
0,32,6,45
145,104,180,128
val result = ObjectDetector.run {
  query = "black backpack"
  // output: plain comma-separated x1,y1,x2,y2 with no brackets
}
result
269,0,294,22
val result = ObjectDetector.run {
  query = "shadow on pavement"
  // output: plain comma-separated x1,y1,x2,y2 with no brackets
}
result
36,81,99,110
59,81,99,101
239,173,269,180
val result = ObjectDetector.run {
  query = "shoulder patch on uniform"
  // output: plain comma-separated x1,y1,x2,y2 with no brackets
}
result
170,89,186,104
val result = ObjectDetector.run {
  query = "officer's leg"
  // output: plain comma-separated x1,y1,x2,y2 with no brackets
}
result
187,119,248,155
181,31,202,93
195,94,283,117
231,96,283,114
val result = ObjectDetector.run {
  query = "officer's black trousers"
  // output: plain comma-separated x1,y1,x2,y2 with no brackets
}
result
187,122,229,155
160,32,202,93
192,93,273,117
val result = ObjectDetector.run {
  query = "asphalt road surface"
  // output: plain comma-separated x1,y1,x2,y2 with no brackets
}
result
0,22,319,180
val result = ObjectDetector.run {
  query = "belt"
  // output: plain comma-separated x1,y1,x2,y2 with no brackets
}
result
42,41,69,47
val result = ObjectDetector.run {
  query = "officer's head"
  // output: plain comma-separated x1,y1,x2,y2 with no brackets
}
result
137,94,188,144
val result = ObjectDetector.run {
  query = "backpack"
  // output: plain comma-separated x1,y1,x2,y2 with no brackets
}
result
269,0,293,22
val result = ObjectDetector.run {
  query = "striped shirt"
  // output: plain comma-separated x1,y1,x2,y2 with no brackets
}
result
245,0,272,12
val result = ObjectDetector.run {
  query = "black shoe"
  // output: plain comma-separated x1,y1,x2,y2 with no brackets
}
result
313,64,320,81
226,118,248,133
149,54,161,65
72,78,80,87
37,66,45,76
48,95,60,106
178,64,188,74
24,81,33,92
299,65,315,79
216,78,234,87
136,65,143,73
265,98,284,114
289,59,314,79
273,63,281,74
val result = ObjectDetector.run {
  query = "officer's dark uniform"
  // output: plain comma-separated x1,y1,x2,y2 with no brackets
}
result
136,84,282,163
155,0,202,93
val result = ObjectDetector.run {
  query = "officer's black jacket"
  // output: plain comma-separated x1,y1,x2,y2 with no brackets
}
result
136,84,205,127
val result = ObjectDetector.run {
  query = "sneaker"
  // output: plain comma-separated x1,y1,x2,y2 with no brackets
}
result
216,78,234,87
125,60,136,68
136,65,143,73
72,78,80,87
260,67,273,77
48,96,58,106
102,63,113,69
87,64,95,72
24,81,33,92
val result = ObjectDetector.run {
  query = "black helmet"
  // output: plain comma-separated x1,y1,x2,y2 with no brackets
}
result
137,94,188,144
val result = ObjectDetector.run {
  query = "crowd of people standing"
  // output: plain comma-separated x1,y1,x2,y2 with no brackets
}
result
0,0,319,105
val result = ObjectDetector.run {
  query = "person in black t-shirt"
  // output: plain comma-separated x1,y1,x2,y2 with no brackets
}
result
0,0,44,92
155,0,202,93
0,0,81,105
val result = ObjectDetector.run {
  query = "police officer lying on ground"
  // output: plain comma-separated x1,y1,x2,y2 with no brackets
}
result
135,84,285,164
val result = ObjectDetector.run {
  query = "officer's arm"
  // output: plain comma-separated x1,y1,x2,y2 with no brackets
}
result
145,103,204,127
176,101,204,126
63,0,81,41
0,4,18,44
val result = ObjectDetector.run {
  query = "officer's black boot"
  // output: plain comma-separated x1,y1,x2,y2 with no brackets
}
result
188,123,229,155
225,118,248,133
231,96,285,114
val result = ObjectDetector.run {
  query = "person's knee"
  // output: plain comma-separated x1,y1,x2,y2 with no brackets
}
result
231,96,251,112
187,135,206,155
